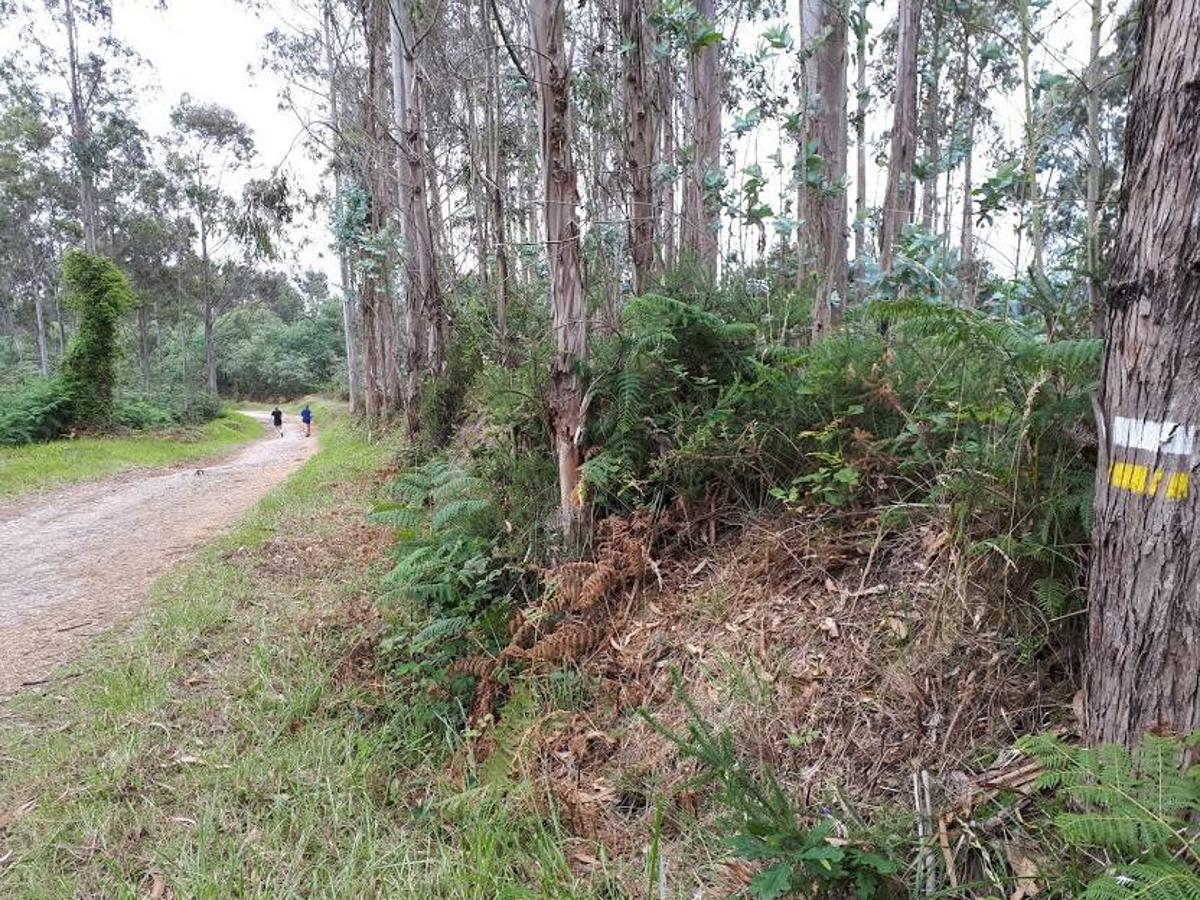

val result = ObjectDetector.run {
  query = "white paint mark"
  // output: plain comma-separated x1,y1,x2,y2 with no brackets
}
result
1112,416,1195,456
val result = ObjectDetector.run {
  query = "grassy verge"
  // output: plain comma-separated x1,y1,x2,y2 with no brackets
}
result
0,414,594,898
0,411,262,499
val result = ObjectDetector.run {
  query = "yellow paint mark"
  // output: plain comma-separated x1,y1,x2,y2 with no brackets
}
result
1147,468,1165,496
1110,461,1149,493
1108,460,1191,501
1166,472,1190,501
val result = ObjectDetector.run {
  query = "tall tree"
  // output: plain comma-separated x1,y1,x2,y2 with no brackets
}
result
879,0,920,275
322,0,362,414
358,0,403,420
1085,0,1200,748
852,0,869,277
528,0,586,534
166,98,255,396
621,0,656,296
800,0,848,338
1085,0,1104,335
679,0,721,278
59,0,99,252
391,0,446,439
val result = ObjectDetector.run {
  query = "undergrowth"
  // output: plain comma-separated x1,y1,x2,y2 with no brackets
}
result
370,266,1124,896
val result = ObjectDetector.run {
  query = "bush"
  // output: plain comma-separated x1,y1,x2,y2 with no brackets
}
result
0,379,76,445
369,458,518,731
59,250,135,427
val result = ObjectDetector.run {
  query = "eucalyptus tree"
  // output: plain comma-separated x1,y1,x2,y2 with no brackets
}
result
621,0,656,296
0,76,69,375
1085,0,1200,748
391,0,446,439
528,0,586,535
879,0,919,277
165,97,256,395
799,0,848,337
679,0,722,278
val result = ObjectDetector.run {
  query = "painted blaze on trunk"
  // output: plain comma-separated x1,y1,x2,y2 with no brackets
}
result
1085,0,1200,747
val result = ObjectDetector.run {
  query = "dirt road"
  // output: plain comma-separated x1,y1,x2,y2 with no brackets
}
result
0,413,317,697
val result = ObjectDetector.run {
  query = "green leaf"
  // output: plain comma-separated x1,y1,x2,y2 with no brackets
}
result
748,863,793,900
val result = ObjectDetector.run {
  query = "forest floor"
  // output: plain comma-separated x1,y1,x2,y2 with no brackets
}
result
0,411,316,697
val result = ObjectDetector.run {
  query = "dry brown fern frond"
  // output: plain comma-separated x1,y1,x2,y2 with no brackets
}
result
541,561,599,616
526,622,607,665
449,655,497,680
577,564,618,611
470,677,500,724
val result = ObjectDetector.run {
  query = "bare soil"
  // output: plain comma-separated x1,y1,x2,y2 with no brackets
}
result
0,413,317,697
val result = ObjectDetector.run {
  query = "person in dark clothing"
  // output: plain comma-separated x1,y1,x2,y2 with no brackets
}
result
300,404,313,437
271,406,284,437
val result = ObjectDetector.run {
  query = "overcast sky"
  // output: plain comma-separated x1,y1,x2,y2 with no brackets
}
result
4,0,1114,288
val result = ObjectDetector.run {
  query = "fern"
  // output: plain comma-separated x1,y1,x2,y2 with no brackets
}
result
1080,861,1200,900
1020,732,1200,896
410,615,472,652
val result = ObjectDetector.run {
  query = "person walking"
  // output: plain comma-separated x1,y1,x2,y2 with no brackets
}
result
300,403,313,437
270,406,284,437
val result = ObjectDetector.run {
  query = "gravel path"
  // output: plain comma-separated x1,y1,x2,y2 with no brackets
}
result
0,413,317,697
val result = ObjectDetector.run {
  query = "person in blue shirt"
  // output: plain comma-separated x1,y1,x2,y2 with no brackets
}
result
300,404,313,437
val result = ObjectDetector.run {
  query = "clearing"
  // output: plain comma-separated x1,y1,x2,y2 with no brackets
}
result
0,411,316,696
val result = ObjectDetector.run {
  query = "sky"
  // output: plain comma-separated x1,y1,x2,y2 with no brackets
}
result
3,0,1117,289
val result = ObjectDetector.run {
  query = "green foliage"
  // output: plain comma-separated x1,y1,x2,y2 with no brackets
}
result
1020,732,1200,898
371,458,513,698
0,253,145,444
59,250,135,427
0,378,75,445
215,302,345,397
644,679,901,898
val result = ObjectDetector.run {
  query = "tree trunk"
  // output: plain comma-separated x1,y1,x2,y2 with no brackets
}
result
621,0,655,296
919,0,943,230
33,285,49,377
1018,0,1047,283
679,0,720,278
480,0,511,359
137,302,151,390
324,0,362,414
853,0,868,279
657,56,677,272
199,213,217,396
392,0,447,440
360,0,399,421
1085,0,1200,748
959,40,978,308
879,0,920,274
529,0,586,536
1086,0,1105,336
63,0,99,253
801,0,848,339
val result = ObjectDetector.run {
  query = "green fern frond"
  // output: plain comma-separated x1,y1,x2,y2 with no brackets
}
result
410,615,472,651
1081,861,1200,900
369,504,427,529
431,497,493,530
430,473,487,504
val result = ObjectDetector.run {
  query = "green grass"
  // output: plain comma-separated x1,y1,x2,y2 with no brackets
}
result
0,412,608,898
0,410,263,499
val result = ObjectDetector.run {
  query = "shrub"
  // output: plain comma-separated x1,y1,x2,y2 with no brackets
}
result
369,458,517,720
0,378,76,445
58,250,135,427
1019,731,1200,898
645,681,902,899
